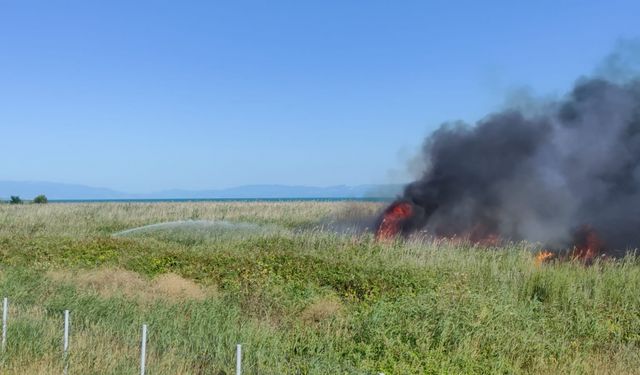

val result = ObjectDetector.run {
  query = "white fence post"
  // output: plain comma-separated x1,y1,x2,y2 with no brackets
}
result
2,297,7,351
140,324,147,375
63,310,70,375
236,344,242,375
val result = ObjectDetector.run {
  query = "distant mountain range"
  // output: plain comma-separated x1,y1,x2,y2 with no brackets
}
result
0,180,403,200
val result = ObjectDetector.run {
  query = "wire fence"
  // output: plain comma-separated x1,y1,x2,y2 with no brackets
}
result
1,297,386,375
0,297,248,375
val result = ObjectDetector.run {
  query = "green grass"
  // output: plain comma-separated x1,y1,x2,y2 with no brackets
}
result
0,202,639,374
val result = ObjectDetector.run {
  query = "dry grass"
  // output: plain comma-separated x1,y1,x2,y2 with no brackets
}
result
154,273,209,301
0,201,383,238
47,268,212,303
3,322,202,375
4,354,59,375
300,296,343,323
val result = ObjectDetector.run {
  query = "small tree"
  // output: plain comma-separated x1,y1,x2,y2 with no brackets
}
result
9,196,22,204
33,194,48,204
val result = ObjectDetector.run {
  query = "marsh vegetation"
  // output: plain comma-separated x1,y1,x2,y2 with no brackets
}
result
0,202,638,374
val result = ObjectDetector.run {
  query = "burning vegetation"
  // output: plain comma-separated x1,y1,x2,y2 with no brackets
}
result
374,201,414,240
376,76,640,261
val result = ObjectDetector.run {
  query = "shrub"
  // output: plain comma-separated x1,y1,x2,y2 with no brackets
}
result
9,196,22,204
33,194,48,204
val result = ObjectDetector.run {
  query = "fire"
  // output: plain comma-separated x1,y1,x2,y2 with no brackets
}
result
375,201,504,245
467,223,501,246
375,201,413,240
535,250,555,265
375,200,608,265
533,226,605,265
569,225,604,263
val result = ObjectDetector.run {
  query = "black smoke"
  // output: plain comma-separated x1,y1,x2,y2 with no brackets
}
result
392,77,640,253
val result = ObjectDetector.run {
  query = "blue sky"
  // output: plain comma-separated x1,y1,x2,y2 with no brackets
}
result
1,1,639,192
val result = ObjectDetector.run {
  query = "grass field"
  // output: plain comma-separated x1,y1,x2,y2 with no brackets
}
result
0,202,639,374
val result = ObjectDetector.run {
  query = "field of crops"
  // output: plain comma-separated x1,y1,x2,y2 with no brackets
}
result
0,202,639,374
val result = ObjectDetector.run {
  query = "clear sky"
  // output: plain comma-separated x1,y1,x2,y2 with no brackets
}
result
1,1,639,192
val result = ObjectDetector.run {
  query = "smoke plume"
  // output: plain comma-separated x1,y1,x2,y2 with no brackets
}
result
393,76,640,254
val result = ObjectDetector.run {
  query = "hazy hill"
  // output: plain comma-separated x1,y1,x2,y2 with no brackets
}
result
0,181,125,200
0,181,401,200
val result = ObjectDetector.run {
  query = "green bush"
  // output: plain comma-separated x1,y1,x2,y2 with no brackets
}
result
33,194,48,204
9,196,22,204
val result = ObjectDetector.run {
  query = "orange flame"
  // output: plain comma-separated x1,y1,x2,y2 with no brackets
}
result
375,201,607,266
534,226,604,265
376,202,413,240
535,250,556,265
